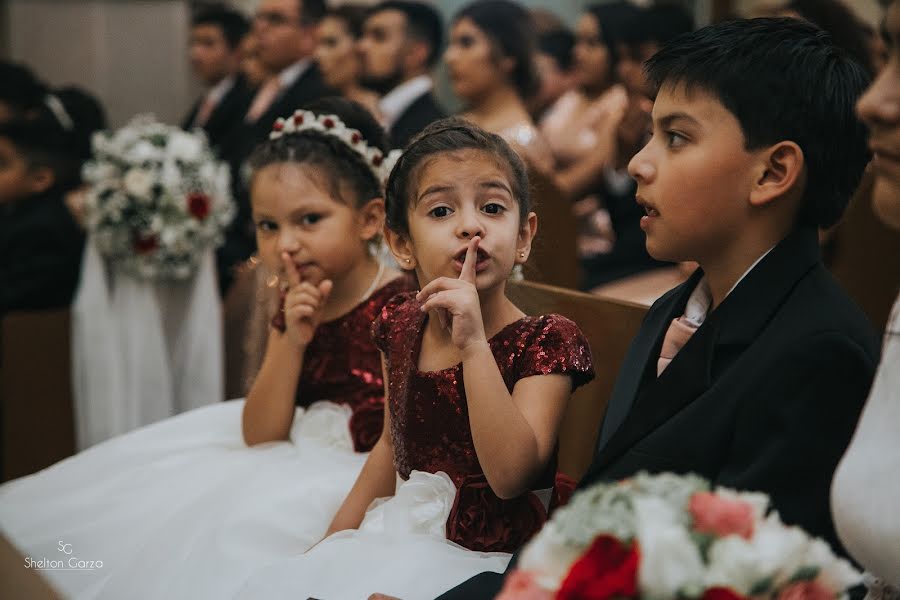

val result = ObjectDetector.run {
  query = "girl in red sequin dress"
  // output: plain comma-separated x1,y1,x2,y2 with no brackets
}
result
236,118,594,599
0,100,417,599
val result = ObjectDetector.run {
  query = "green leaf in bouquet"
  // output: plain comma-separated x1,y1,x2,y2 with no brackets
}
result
149,133,167,147
749,576,774,596
689,530,715,562
789,566,820,582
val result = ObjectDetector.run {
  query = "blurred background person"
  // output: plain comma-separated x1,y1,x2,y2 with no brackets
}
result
531,27,577,121
238,32,272,91
358,0,446,149
446,0,553,173
183,4,253,151
315,4,381,118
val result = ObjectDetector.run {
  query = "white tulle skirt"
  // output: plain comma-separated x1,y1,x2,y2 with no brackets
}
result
0,401,510,599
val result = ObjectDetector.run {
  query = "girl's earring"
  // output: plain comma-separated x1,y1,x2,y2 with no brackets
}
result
405,258,411,263
519,252,526,258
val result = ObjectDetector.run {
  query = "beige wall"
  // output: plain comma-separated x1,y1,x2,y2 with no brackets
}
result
7,0,198,128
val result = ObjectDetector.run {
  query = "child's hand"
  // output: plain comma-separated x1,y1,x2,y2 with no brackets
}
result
417,236,488,356
280,252,333,348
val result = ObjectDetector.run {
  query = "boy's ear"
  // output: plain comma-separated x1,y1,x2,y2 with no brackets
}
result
358,197,386,242
749,141,804,208
515,211,538,264
26,166,56,196
383,226,417,270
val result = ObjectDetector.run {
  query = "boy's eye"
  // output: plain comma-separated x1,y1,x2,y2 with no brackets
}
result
300,213,322,226
482,203,505,215
429,206,452,218
256,220,277,232
665,131,688,148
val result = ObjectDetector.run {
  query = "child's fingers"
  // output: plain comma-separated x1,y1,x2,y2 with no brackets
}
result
281,252,302,288
318,279,333,303
419,290,460,314
416,277,460,303
285,290,321,310
285,304,315,320
458,236,480,283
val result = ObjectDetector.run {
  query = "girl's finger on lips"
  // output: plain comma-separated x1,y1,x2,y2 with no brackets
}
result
281,252,302,287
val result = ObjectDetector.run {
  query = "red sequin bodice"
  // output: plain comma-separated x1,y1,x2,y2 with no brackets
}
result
272,276,415,451
372,293,594,552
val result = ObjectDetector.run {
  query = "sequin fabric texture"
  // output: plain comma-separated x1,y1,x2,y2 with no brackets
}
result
372,292,595,552
271,276,415,451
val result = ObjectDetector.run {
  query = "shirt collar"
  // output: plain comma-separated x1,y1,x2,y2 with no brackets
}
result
205,75,236,105
683,246,776,328
379,75,433,130
278,59,312,89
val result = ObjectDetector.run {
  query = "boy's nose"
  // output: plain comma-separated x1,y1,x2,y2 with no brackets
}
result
627,145,655,183
857,70,900,128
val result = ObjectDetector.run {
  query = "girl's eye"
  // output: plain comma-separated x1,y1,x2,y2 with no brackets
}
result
482,203,505,215
666,131,688,148
256,220,277,232
455,35,474,49
429,206,452,218
300,213,322,226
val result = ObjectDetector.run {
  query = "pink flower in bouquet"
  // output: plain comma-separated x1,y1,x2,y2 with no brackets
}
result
557,535,640,600
496,570,555,600
776,581,834,600
689,491,755,539
187,192,211,220
702,586,747,600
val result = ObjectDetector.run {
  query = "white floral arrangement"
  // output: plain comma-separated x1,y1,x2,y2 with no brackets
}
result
82,114,234,280
499,472,860,600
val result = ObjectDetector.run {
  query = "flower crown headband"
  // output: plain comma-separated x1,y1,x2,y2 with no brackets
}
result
269,109,401,187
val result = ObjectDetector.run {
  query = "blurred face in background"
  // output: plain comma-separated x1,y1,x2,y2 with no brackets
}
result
616,41,658,98
857,0,900,229
445,17,512,104
534,51,573,112
573,13,612,94
253,0,316,72
190,24,240,86
316,15,362,92
239,34,271,89
358,9,409,93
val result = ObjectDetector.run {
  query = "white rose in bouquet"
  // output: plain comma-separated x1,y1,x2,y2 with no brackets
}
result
123,167,155,200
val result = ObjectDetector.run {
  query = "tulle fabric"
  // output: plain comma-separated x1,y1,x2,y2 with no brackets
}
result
235,471,512,600
0,400,367,599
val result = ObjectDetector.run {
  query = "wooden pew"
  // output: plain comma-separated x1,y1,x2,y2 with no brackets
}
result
1,310,76,482
525,168,581,290
507,279,647,481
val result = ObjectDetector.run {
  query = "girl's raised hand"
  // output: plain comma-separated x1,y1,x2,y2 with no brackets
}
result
416,236,487,356
280,252,333,348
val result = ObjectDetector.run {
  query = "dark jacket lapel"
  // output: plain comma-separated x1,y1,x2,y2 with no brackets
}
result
586,228,822,478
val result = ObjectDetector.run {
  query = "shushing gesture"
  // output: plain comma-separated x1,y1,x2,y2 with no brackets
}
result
416,236,487,355
280,251,333,348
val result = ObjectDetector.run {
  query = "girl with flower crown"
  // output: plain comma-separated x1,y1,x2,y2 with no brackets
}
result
0,98,416,599
232,118,595,599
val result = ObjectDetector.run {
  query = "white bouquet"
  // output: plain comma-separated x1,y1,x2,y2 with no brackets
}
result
82,114,234,280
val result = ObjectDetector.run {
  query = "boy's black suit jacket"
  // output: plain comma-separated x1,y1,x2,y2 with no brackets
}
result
181,75,253,151
389,91,445,150
438,227,879,600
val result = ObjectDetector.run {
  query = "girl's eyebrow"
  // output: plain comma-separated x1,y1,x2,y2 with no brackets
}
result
417,184,455,202
479,180,513,195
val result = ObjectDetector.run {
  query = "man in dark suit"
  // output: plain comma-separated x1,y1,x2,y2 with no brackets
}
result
435,18,879,600
182,6,252,151
216,0,336,294
358,1,445,149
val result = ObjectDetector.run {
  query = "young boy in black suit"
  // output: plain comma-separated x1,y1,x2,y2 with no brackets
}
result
435,17,879,600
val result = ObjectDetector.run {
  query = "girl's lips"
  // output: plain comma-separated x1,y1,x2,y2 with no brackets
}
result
453,257,490,273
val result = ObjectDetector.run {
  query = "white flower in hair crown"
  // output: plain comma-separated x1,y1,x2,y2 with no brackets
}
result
270,110,401,186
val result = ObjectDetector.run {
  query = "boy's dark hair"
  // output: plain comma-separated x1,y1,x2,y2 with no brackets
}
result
644,17,870,229
0,61,47,119
327,4,369,39
454,0,539,100
248,97,389,208
385,117,531,235
192,5,250,49
786,0,876,76
368,1,444,68
539,29,575,72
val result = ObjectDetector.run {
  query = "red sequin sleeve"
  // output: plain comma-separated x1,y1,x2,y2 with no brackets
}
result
516,314,595,390
370,292,415,356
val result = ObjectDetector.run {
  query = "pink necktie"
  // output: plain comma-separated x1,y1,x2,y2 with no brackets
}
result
657,316,698,376
245,78,281,123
